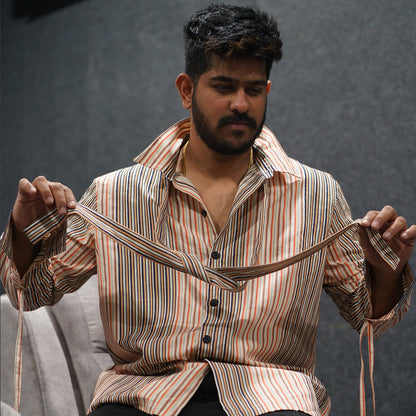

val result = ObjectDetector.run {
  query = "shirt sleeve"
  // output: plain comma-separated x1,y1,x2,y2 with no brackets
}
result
0,181,98,310
323,182,414,336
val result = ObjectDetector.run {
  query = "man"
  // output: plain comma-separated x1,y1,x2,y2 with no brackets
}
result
1,4,415,416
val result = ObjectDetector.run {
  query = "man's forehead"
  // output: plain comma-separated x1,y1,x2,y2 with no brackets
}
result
208,75,268,86
204,55,268,81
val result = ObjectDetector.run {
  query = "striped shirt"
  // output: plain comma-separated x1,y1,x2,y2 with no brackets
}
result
1,118,413,416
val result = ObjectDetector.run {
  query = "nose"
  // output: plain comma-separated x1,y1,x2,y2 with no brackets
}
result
229,89,249,114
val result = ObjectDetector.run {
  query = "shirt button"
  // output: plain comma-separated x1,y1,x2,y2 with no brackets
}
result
210,299,219,307
202,335,212,344
201,209,208,217
211,251,221,260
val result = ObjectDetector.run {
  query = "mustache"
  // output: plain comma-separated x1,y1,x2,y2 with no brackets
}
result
217,114,257,129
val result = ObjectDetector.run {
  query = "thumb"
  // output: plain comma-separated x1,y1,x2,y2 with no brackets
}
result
357,224,372,251
17,178,37,197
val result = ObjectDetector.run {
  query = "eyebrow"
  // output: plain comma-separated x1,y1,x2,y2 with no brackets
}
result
209,76,268,86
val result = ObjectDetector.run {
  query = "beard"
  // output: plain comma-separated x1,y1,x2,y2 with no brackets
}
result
191,94,266,155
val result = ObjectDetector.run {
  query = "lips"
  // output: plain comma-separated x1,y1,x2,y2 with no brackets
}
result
218,115,257,129
228,121,249,127
227,121,249,126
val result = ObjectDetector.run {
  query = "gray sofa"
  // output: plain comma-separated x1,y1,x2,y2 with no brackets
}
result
1,276,113,416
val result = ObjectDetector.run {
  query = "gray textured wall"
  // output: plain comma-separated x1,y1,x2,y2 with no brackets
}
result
1,0,415,414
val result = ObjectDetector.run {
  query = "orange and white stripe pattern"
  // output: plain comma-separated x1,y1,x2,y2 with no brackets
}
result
0,118,413,416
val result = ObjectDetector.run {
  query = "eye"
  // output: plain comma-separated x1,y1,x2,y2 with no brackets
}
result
212,84,233,94
245,87,263,96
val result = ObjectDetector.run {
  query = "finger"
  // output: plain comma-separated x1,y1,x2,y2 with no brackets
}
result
360,210,378,227
381,216,407,240
369,205,397,231
58,185,77,212
48,182,74,215
50,183,77,214
30,176,76,215
401,224,416,243
32,176,55,205
64,187,77,209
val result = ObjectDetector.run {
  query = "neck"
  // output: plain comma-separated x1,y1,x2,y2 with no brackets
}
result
182,138,253,182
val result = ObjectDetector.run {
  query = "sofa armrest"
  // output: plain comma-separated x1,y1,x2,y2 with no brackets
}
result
1,295,79,416
1,401,22,416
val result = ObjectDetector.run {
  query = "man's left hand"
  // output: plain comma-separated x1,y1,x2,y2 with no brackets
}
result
359,205,416,275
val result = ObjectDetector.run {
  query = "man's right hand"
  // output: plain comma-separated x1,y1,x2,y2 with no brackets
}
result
12,176,77,233
11,176,76,276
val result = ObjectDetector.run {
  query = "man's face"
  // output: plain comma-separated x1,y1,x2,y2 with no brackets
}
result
191,56,270,155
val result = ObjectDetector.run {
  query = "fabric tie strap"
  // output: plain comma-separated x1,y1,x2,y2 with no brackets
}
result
14,203,400,415
24,203,400,291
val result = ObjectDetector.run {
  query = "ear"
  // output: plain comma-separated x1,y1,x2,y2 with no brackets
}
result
266,80,271,95
175,73,194,110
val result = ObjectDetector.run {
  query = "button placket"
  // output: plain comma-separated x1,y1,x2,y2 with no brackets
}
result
198,286,222,358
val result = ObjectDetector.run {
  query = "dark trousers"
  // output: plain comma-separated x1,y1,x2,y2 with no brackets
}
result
89,372,309,416
90,405,307,415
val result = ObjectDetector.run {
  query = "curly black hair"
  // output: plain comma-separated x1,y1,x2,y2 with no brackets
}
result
183,4,283,81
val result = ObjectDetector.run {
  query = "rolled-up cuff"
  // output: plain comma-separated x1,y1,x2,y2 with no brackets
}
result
365,263,414,337
0,211,67,282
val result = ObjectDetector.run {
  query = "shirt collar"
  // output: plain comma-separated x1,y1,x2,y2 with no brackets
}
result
133,118,301,182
